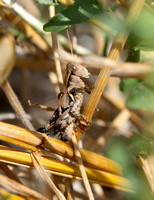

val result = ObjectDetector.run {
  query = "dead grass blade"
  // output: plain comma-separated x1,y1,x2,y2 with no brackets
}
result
75,0,146,141
0,174,48,200
0,121,122,175
31,151,66,200
137,154,154,194
72,133,94,200
0,146,132,192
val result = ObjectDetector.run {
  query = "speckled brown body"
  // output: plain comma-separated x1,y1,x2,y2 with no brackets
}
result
38,63,90,142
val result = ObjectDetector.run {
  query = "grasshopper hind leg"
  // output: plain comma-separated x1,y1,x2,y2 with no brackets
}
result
38,127,48,133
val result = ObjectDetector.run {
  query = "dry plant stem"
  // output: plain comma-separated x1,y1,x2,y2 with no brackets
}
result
31,152,66,200
1,80,35,131
0,135,37,151
76,0,146,141
57,50,154,78
16,53,154,79
0,121,122,175
72,133,94,200
0,174,48,200
49,5,63,91
82,67,111,121
0,146,132,192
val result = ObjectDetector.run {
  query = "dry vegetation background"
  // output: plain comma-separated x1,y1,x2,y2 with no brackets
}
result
0,0,154,200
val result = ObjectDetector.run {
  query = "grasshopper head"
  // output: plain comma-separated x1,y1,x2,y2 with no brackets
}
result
67,63,90,78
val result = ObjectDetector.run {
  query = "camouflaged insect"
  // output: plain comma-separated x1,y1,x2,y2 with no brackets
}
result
38,63,90,142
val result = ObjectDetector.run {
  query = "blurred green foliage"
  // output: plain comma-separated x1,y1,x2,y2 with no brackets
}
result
120,78,139,92
105,137,152,200
129,6,154,51
0,195,10,200
8,28,27,41
126,83,154,111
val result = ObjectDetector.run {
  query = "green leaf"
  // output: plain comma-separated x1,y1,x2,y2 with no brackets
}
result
43,0,102,32
126,83,154,111
37,0,57,5
120,78,139,92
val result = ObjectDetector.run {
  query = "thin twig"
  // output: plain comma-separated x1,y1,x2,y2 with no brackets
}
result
72,133,94,200
31,151,66,200
1,80,35,131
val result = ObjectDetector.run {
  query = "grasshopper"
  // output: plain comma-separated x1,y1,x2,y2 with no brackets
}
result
38,63,90,142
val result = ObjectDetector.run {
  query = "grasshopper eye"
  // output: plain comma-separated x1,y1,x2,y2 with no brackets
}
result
72,66,76,70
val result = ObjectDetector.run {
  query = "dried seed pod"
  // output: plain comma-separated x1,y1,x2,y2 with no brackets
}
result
0,33,15,86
